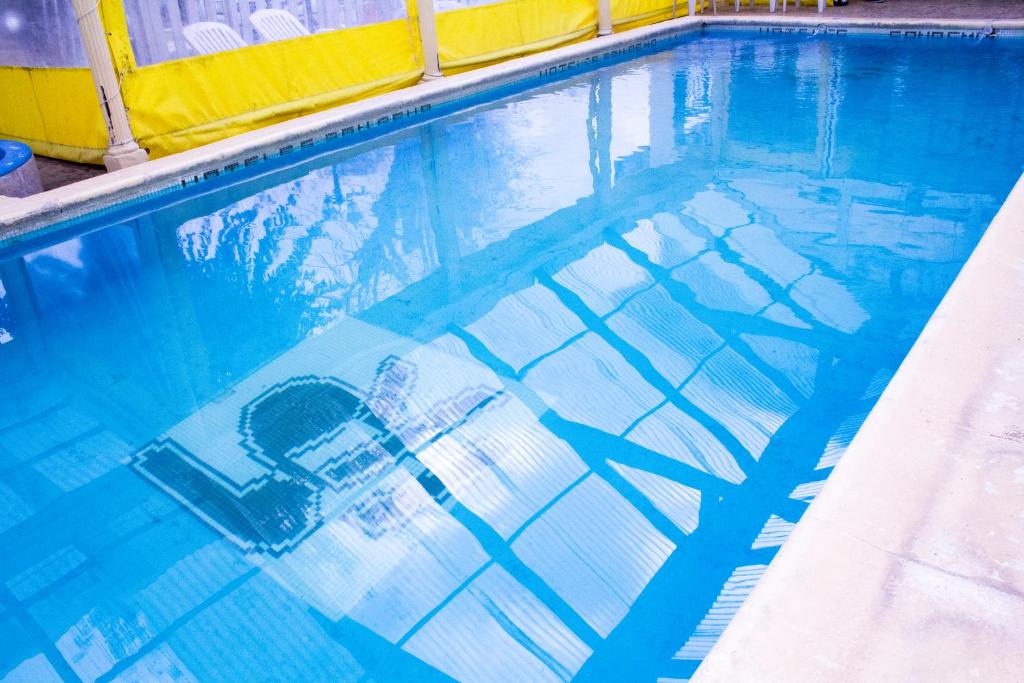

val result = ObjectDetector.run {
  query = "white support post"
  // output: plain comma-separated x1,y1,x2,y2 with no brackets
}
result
598,0,612,36
688,0,696,17
416,0,443,80
72,0,149,171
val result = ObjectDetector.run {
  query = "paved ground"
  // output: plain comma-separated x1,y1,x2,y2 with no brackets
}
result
35,155,104,191
29,0,1024,192
733,0,1024,18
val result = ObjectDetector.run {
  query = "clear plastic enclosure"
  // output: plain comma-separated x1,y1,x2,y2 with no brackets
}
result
124,0,409,66
0,0,87,68
433,0,506,11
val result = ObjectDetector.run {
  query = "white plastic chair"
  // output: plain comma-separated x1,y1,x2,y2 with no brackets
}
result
783,0,826,13
183,22,248,55
250,9,310,42
711,0,823,12
701,0,763,13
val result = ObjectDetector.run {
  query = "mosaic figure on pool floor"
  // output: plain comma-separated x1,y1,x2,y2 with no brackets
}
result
124,322,615,681
133,375,452,555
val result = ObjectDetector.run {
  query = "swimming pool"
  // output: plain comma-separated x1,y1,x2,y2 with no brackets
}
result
2,25,1023,683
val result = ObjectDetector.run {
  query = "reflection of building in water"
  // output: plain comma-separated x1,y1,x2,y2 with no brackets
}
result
173,142,442,337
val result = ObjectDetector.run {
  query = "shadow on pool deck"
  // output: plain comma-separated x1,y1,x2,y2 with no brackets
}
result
35,155,104,191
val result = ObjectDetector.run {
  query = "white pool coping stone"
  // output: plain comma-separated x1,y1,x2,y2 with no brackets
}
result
2,13,1023,679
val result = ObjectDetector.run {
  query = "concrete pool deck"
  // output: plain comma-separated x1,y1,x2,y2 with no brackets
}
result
694,173,1024,681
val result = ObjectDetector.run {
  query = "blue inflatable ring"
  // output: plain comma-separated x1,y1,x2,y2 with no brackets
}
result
0,140,33,177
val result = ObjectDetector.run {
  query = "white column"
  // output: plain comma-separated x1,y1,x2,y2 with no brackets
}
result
72,0,149,171
598,0,612,36
417,0,443,80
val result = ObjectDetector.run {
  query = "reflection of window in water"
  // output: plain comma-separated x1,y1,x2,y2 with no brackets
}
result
610,68,653,178
175,142,440,334
446,85,593,255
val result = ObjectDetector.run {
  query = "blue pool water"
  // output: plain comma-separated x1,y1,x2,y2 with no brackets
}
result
2,28,1024,682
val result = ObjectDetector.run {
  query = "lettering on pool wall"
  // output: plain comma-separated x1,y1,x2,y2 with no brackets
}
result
537,38,661,78
753,26,998,40
888,29,994,39
177,103,434,189
757,26,848,36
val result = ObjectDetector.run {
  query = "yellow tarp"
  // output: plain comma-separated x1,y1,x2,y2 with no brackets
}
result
0,66,108,164
97,0,425,159
437,0,598,73
612,0,831,30
612,0,689,32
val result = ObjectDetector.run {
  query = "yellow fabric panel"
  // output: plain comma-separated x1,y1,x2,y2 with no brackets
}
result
116,19,423,158
517,0,598,49
612,0,831,30
0,67,107,164
99,0,137,73
0,68,39,144
612,0,684,30
436,2,526,71
437,0,597,73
